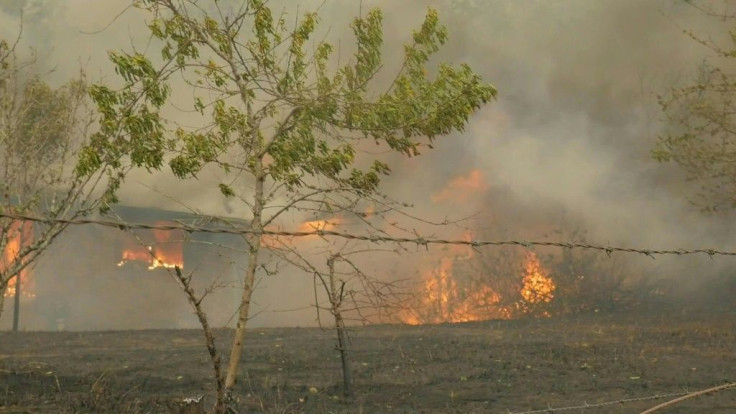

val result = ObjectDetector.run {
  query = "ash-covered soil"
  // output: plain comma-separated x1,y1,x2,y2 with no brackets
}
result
1,311,735,413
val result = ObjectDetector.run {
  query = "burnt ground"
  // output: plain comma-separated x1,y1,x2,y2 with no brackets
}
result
1,310,735,413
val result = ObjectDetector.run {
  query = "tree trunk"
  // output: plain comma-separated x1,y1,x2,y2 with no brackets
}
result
335,311,353,397
224,157,266,390
224,256,258,389
328,257,353,397
173,266,225,414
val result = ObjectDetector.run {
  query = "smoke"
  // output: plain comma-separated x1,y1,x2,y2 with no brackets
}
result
2,0,735,330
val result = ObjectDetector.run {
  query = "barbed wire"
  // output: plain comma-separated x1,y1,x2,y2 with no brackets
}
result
506,390,690,414
2,212,736,258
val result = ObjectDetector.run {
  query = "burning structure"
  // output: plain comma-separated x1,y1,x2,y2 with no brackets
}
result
0,206,245,331
0,166,659,332
2,219,34,299
116,223,185,270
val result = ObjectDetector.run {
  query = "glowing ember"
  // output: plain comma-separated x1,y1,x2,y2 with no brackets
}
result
431,169,489,203
117,221,184,270
2,220,35,298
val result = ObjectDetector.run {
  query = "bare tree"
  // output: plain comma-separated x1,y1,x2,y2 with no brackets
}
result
269,239,405,398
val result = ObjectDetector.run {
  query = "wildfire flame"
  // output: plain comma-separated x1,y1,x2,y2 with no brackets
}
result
399,250,556,325
2,220,35,298
297,218,343,233
117,221,184,270
520,252,556,305
260,218,347,249
399,255,508,325
431,169,488,203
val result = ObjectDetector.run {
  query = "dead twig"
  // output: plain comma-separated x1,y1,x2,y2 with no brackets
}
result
90,369,108,394
54,374,62,393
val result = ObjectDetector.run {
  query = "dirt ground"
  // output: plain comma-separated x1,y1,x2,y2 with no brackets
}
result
1,310,735,413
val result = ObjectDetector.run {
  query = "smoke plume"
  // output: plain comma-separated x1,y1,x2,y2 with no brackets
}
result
2,0,734,330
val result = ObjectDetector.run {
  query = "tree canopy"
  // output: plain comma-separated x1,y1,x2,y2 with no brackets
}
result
654,13,736,212
77,0,496,395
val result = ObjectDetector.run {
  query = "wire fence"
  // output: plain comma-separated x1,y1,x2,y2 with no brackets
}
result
3,211,736,413
2,211,736,258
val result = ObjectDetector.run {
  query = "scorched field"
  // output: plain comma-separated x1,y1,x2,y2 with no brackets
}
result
1,311,735,413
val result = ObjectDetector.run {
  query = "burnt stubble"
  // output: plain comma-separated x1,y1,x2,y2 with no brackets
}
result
1,311,735,413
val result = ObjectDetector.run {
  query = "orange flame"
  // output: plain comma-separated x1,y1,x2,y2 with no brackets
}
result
297,218,344,233
260,218,347,249
431,169,488,203
400,250,557,325
2,220,35,298
117,221,184,270
260,225,284,249
399,256,509,325
520,252,556,306
362,204,376,218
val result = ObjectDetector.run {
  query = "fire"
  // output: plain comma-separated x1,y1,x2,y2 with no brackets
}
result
260,217,347,249
399,250,556,325
2,220,35,298
520,252,556,305
260,225,282,249
117,221,184,270
399,256,508,325
362,204,375,218
148,226,184,269
431,169,488,203
297,218,342,233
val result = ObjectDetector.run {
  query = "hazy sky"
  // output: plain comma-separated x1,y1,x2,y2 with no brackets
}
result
2,0,735,329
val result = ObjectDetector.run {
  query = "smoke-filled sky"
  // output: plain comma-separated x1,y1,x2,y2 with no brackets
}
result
2,0,735,329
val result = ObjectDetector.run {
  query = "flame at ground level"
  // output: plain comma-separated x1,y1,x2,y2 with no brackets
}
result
399,257,509,325
520,252,556,305
399,251,556,325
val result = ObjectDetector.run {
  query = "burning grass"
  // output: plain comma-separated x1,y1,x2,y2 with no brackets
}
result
399,250,557,324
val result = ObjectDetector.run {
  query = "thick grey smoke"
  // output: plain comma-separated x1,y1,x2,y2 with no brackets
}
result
2,0,734,330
